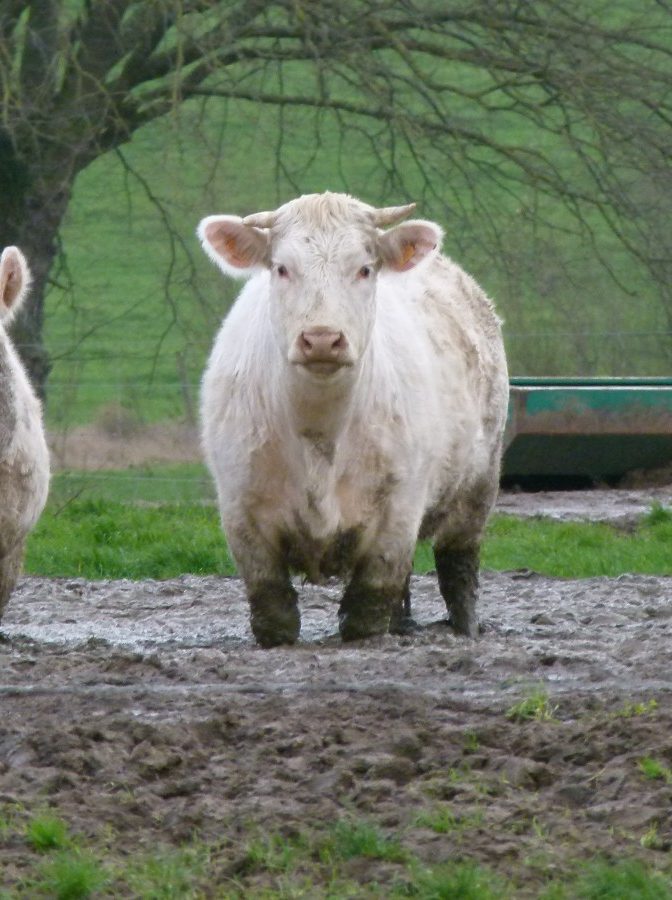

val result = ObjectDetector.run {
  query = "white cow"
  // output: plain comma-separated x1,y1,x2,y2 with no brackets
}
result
199,192,508,647
0,247,50,618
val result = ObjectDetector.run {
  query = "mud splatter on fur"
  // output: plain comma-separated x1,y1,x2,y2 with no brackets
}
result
200,192,508,646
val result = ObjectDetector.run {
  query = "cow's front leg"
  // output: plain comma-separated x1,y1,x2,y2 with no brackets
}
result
247,578,300,648
434,542,480,638
339,550,413,642
0,540,24,621
229,530,300,648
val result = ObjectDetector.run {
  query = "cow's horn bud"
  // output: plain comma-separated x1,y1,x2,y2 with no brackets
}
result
371,203,417,227
242,210,277,229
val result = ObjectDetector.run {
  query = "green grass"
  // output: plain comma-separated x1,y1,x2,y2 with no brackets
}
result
569,859,672,900
237,833,309,878
24,482,672,581
25,497,234,579
414,806,484,837
31,850,108,899
638,757,672,785
320,820,407,864
118,844,210,899
25,815,71,853
406,860,506,900
49,464,214,506
613,699,659,719
479,513,672,578
4,807,671,899
506,687,558,723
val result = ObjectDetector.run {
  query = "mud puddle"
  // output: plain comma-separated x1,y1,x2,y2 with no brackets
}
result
498,485,672,525
2,492,672,894
2,570,672,706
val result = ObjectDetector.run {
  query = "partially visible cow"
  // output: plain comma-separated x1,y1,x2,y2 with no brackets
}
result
199,192,508,647
0,247,50,618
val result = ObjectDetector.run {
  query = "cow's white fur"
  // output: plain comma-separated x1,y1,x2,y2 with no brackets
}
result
0,247,50,616
199,192,508,644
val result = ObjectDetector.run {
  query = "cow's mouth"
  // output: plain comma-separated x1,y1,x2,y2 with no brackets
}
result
297,360,352,377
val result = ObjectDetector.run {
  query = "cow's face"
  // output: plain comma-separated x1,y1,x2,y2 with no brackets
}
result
199,194,442,382
266,221,381,378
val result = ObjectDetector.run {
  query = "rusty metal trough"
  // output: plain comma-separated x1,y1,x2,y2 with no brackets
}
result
503,377,672,482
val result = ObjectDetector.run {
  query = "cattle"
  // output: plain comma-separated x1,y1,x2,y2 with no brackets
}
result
199,192,508,647
0,247,50,619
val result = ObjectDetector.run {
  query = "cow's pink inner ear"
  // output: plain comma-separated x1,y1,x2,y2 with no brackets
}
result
380,222,441,273
0,255,22,309
205,221,267,269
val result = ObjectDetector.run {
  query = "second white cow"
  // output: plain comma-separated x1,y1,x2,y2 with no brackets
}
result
199,192,508,647
0,247,50,618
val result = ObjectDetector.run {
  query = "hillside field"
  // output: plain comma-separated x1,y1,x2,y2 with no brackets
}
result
44,86,670,430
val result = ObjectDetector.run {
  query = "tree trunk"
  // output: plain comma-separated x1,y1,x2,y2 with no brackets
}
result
0,135,72,401
6,195,70,402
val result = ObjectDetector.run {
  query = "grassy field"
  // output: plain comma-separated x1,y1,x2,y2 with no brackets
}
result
44,58,671,430
23,467,672,580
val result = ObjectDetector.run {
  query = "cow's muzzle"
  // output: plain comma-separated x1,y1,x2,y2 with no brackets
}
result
292,327,352,375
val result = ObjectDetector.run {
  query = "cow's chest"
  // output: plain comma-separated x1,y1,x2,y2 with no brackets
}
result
281,474,373,582
248,438,394,582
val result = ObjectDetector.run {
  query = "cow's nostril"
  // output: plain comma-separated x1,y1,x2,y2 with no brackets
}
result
300,330,347,360
300,333,314,354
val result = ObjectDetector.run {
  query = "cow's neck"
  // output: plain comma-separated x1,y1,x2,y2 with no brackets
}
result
284,366,361,452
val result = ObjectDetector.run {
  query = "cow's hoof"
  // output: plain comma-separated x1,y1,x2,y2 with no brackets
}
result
446,613,479,639
249,583,300,648
389,614,419,636
338,609,389,642
251,605,301,648
252,611,301,649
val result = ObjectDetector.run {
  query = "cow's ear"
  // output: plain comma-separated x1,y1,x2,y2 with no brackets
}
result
379,220,443,273
198,215,270,278
0,246,30,320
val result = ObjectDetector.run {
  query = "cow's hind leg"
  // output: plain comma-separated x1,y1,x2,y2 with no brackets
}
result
434,542,479,638
389,574,417,634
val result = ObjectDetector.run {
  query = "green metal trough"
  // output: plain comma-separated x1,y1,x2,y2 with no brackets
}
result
503,377,672,482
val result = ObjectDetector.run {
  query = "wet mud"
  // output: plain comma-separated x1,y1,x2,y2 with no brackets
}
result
1,491,672,893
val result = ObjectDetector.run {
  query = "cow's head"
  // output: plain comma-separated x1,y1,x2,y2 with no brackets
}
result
198,192,442,380
0,246,30,324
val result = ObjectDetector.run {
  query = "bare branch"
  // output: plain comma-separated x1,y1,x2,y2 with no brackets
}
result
3,0,672,390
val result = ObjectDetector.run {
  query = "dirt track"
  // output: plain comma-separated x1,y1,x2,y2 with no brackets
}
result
2,486,672,894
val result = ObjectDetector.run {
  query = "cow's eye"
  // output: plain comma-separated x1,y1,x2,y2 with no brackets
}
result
276,264,289,278
358,265,372,279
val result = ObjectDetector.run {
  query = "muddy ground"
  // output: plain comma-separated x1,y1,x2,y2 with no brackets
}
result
1,490,672,895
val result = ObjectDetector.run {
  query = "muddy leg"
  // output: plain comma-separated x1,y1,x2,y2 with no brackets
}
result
339,530,415,641
0,541,24,622
389,574,416,635
247,579,300,648
338,578,398,641
434,543,479,638
228,529,301,648
338,557,410,641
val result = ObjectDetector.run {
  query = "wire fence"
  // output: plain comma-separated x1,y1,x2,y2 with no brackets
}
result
36,326,672,502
